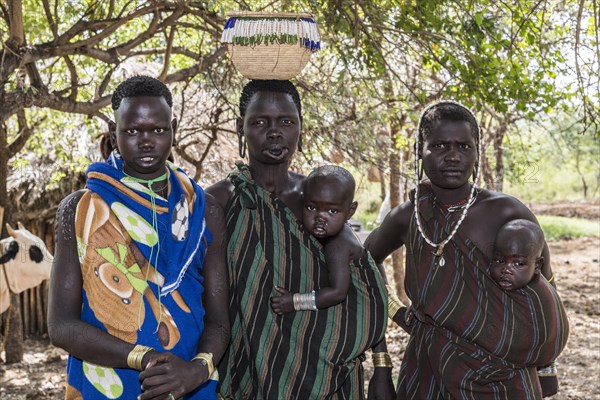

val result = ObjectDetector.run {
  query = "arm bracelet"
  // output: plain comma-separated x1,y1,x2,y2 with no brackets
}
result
192,352,215,378
372,352,393,368
127,345,154,371
293,290,317,311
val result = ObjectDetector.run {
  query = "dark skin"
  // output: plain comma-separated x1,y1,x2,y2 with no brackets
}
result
490,225,543,291
363,120,554,396
48,96,230,400
271,178,361,314
206,90,390,399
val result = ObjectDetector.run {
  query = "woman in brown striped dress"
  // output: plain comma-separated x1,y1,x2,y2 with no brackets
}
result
364,101,569,399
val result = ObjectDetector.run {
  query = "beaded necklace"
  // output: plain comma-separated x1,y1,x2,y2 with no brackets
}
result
413,101,482,267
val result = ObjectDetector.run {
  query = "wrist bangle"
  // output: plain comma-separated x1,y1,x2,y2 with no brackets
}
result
192,352,215,378
293,291,317,311
372,352,393,368
387,293,402,320
127,345,154,371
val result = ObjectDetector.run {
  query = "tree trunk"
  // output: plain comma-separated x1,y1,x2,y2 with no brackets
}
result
4,294,24,364
389,116,410,306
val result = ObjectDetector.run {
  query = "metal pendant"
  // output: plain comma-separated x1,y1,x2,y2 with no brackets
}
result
439,256,446,267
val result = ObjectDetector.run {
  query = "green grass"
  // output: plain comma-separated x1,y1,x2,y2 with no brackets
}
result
538,215,599,241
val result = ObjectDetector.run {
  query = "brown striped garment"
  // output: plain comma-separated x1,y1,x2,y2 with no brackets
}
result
397,183,569,400
218,163,387,400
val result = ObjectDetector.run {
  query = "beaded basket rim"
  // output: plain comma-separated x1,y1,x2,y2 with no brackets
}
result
226,11,315,19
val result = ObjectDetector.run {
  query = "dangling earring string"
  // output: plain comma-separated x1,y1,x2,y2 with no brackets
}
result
413,101,482,267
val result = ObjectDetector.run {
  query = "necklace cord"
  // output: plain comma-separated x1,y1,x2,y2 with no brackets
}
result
124,171,167,331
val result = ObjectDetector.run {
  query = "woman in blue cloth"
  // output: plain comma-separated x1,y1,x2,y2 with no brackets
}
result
48,76,230,400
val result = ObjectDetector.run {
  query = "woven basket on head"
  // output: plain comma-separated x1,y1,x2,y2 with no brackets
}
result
221,12,321,80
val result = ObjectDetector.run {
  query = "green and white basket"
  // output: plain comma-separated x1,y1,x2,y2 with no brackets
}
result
221,12,321,80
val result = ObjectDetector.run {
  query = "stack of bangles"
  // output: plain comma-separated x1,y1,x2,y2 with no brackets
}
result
372,352,393,368
293,290,317,311
386,286,403,320
127,345,154,371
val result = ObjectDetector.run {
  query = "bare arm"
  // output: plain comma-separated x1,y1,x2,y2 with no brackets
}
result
364,203,413,400
48,191,141,368
195,193,230,362
315,229,353,308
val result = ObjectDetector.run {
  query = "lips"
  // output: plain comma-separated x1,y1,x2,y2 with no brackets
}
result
441,168,462,176
136,154,159,164
312,224,327,236
497,278,514,289
263,144,289,160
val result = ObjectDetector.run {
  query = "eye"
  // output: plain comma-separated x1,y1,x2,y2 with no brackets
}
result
154,128,166,134
282,119,294,126
253,119,265,126
306,205,316,211
125,129,137,135
493,258,504,264
29,245,44,263
328,209,339,215
431,143,444,149
459,143,472,150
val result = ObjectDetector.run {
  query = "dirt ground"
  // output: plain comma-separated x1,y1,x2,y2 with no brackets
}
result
0,216,598,399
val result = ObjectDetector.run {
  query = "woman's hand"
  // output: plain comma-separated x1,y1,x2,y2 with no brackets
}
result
138,353,209,400
270,287,295,314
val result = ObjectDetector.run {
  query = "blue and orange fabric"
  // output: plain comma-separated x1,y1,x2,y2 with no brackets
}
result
397,182,569,400
218,163,387,400
66,154,216,399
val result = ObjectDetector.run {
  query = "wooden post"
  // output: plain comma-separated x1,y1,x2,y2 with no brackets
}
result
0,206,4,228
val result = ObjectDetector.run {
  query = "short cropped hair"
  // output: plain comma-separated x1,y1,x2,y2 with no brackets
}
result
417,101,480,151
239,80,302,118
497,219,545,256
305,165,356,200
111,75,173,110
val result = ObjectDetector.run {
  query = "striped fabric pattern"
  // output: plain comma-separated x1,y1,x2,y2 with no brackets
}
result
218,163,387,400
397,184,569,400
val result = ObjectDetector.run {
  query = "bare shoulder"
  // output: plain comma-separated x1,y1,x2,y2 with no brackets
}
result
324,225,363,259
203,192,225,226
55,190,87,243
364,200,413,263
205,179,234,210
475,189,538,223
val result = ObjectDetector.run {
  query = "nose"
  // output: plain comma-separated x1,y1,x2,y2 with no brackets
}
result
138,132,154,149
315,213,326,222
501,264,513,275
444,146,460,162
267,123,282,139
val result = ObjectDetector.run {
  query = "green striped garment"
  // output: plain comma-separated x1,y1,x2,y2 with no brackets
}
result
218,163,387,400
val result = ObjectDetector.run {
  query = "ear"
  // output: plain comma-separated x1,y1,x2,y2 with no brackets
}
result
534,256,544,274
347,201,358,220
171,118,178,146
108,120,117,148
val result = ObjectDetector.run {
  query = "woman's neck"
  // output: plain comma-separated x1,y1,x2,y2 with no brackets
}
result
248,161,293,196
430,182,472,206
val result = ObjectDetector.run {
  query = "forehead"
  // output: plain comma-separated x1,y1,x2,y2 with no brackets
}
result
245,91,299,117
305,178,351,203
426,120,475,142
495,230,538,257
115,96,171,121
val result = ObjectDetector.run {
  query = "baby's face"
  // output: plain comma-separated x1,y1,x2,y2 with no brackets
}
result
302,181,351,240
490,238,540,291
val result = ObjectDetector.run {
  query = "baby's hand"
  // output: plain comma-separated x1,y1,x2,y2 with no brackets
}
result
270,287,294,315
